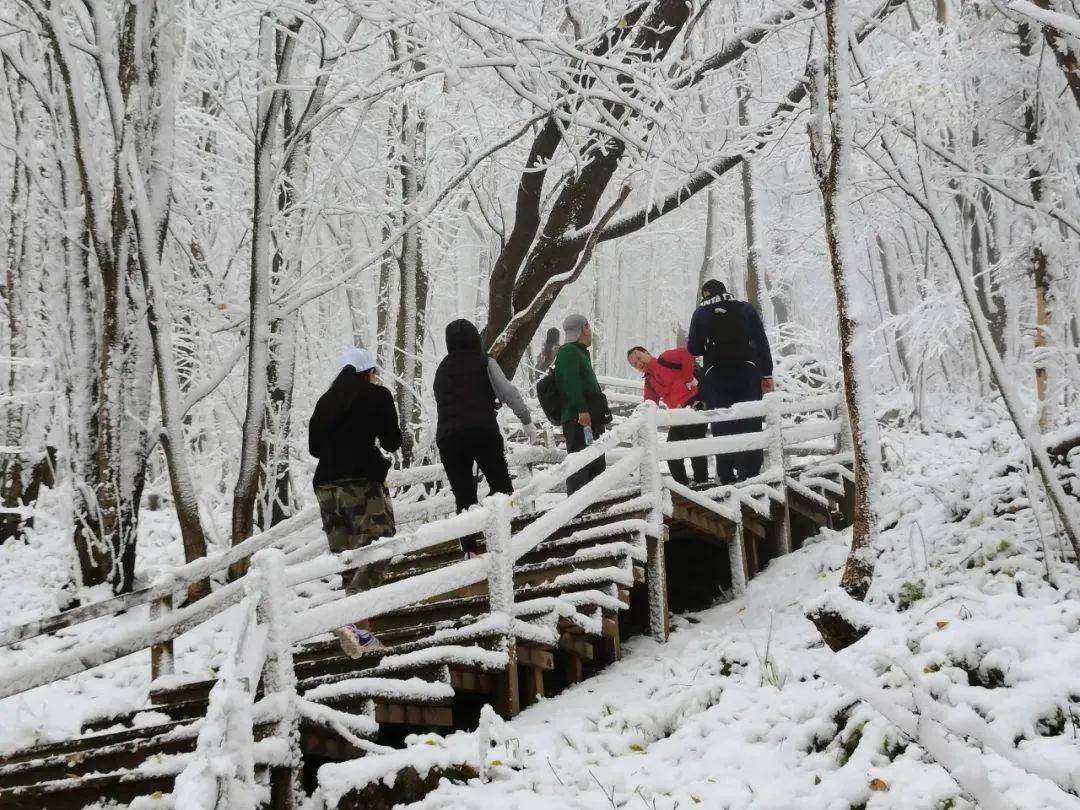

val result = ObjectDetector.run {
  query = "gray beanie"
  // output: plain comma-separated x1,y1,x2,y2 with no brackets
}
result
563,313,589,343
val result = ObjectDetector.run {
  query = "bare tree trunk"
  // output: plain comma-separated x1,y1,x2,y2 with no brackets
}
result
1,61,29,542
737,68,766,317
231,16,300,556
698,186,719,298
481,0,691,373
1019,24,1060,431
807,0,882,649
949,116,1007,358
875,236,915,387
256,88,307,531
392,66,426,466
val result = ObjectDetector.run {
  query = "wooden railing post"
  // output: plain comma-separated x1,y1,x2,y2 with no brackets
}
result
728,511,750,596
637,404,669,642
149,594,174,682
251,549,301,810
173,596,259,810
484,494,519,717
517,462,538,514
764,393,792,556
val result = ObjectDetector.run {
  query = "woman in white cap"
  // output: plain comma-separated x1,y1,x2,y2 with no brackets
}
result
308,348,401,656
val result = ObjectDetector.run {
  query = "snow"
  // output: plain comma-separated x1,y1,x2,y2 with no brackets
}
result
307,414,1080,810
303,676,455,704
1004,0,1080,38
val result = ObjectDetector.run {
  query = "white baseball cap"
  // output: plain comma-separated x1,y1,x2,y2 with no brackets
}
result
337,347,376,373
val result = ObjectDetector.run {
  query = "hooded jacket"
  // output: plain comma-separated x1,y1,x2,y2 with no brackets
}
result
434,319,532,441
309,367,402,486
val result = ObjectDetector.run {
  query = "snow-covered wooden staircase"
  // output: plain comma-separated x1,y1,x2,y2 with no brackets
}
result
0,393,853,809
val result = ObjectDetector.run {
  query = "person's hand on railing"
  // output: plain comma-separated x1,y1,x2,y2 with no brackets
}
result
761,376,775,395
524,422,538,443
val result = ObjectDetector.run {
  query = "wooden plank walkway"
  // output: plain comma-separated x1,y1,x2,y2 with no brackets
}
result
0,393,853,809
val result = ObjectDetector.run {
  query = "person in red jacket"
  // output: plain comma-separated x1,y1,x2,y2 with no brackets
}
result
627,345,709,485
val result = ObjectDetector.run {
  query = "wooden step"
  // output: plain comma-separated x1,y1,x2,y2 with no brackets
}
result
0,768,182,810
0,722,198,789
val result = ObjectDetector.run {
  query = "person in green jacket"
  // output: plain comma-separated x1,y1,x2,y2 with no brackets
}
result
554,314,607,494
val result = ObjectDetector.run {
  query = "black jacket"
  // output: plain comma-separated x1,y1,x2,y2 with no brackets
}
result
434,319,499,442
309,369,402,486
687,294,773,376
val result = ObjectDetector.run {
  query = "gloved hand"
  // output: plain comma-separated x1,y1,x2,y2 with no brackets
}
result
524,422,539,443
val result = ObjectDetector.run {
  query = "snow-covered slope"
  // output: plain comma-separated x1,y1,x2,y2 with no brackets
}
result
313,412,1080,810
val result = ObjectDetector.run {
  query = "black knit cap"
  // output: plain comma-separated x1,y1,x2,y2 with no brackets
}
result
700,279,727,300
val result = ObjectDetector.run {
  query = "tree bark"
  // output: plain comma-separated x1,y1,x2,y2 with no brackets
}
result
482,0,691,374
807,0,882,649
1019,24,1060,431
391,39,427,466
231,16,301,556
737,69,766,317
1023,0,1080,111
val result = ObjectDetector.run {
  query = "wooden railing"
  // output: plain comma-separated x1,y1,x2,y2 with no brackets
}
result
0,446,563,651
0,387,848,808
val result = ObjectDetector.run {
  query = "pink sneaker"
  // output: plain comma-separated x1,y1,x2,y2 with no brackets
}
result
334,624,384,658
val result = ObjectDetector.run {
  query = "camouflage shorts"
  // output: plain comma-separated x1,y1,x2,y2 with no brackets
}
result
315,478,396,595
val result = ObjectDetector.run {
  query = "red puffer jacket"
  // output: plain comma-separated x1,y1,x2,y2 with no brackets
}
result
643,348,700,409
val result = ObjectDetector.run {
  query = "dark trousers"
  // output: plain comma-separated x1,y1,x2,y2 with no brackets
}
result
701,365,764,484
438,428,513,511
562,420,606,495
667,421,709,485
439,428,514,554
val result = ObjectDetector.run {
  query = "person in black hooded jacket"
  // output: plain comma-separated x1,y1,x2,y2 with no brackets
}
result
434,319,536,552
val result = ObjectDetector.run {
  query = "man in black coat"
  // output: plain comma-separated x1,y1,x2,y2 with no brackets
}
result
687,280,774,484
309,347,402,656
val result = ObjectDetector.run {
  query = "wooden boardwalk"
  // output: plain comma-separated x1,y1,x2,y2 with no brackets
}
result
0,392,852,809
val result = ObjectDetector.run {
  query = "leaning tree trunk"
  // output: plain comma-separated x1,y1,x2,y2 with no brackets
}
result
807,0,883,650
482,0,691,373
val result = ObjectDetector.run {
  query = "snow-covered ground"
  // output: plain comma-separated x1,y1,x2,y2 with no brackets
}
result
312,410,1080,809
2,406,1079,809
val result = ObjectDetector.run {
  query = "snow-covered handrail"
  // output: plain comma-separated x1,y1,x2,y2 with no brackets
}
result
174,549,295,809
0,446,567,650
0,506,321,648
284,507,492,589
511,414,644,506
0,393,845,707
386,445,564,489
287,448,647,644
655,391,841,427
0,577,250,700
0,416,650,699
596,374,645,392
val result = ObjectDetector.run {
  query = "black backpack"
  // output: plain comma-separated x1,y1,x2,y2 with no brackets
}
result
536,369,564,425
701,296,756,367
